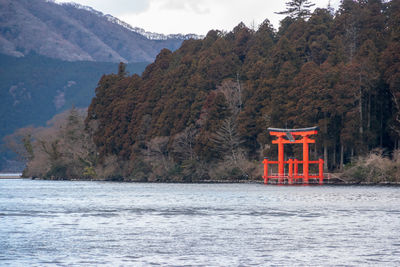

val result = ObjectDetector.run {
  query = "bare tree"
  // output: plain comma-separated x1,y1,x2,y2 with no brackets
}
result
216,79,242,116
9,108,98,179
145,136,175,177
3,127,35,163
211,80,245,162
59,107,97,169
211,117,243,164
172,126,198,161
390,90,400,147
94,155,120,180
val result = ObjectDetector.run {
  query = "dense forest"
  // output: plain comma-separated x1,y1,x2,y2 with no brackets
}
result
9,0,400,183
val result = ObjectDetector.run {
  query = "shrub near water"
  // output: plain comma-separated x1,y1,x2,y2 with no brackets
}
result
342,150,400,184
5,108,98,180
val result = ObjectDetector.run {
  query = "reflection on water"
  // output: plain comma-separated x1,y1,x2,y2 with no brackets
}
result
1,180,400,266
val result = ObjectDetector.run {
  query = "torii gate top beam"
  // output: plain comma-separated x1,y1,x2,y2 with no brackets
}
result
268,126,319,138
267,126,319,133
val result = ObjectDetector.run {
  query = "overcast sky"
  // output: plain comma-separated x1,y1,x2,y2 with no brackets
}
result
57,0,341,35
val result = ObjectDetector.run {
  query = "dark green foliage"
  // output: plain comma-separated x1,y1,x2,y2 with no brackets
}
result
124,158,152,182
45,163,67,180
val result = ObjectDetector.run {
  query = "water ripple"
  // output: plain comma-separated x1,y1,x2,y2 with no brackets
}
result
1,180,400,266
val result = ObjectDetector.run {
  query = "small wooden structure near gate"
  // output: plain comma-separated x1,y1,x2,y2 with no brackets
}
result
263,126,324,185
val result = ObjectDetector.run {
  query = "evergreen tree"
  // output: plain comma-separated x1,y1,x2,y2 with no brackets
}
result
276,0,316,19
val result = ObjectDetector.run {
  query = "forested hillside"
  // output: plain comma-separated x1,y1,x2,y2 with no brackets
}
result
18,0,400,182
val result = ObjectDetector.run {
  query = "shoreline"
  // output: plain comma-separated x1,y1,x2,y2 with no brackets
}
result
0,176,23,179
13,176,400,186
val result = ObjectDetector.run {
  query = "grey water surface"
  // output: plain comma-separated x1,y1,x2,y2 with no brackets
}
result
1,179,400,266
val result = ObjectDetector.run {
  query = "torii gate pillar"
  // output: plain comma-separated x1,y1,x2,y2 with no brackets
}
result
302,136,310,183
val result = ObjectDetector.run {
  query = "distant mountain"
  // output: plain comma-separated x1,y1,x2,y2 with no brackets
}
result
0,52,147,134
0,0,205,171
0,53,148,171
0,0,203,63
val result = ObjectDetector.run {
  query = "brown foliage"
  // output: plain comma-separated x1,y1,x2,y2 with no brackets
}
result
342,149,400,184
81,0,399,181
11,108,98,179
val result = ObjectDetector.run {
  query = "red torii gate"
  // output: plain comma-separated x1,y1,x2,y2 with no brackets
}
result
263,126,324,185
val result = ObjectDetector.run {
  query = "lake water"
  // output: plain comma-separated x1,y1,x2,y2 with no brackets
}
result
1,179,400,266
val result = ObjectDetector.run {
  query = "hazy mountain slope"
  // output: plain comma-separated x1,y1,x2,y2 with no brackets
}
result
0,53,148,171
0,0,197,62
0,53,147,137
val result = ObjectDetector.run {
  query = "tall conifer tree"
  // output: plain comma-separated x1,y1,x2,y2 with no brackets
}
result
276,0,316,19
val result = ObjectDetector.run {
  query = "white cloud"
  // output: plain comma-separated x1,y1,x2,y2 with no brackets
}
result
158,0,210,14
59,0,150,15
58,0,342,35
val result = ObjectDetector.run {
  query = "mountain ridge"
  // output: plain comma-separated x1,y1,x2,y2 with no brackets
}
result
0,0,203,62
56,1,204,41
